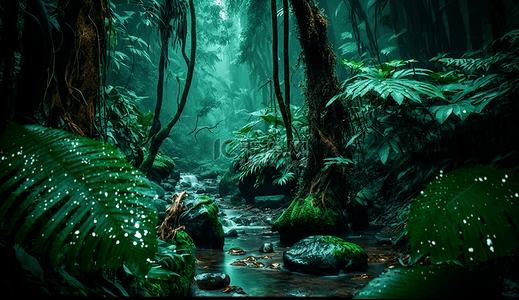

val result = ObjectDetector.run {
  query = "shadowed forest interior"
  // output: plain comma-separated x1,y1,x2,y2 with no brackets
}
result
1,0,518,297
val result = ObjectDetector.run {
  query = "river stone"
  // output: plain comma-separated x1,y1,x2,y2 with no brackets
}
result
194,272,230,290
180,196,225,249
283,235,368,275
259,242,274,253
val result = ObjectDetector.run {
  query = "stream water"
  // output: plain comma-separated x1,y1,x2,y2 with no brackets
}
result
191,207,397,297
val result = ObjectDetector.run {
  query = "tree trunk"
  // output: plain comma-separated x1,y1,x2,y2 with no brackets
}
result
45,0,108,137
271,0,297,162
289,0,353,209
139,0,196,175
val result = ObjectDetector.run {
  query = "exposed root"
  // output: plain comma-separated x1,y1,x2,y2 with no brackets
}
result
157,191,189,241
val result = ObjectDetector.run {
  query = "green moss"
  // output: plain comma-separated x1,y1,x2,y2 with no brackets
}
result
273,193,342,233
195,195,225,239
321,235,367,263
171,231,196,296
152,153,175,172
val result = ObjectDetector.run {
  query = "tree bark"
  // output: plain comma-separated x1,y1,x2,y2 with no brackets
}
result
271,0,297,162
139,0,196,175
45,0,108,137
289,0,352,207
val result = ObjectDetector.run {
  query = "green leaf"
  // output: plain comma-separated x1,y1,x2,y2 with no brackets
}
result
0,122,158,279
354,264,498,299
14,244,44,282
378,142,391,164
408,166,519,265
430,105,453,124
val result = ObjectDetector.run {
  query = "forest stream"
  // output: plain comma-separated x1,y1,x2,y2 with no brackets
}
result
181,174,399,297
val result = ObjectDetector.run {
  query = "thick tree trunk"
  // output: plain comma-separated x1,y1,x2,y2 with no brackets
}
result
289,0,352,208
45,0,108,137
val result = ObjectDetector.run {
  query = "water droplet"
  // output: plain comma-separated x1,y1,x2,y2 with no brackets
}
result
468,247,474,252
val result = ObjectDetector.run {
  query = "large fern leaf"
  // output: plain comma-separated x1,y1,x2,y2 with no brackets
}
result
0,122,158,278
408,165,519,264
353,264,499,299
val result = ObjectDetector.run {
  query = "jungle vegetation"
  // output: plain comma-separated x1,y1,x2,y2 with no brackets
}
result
0,0,518,297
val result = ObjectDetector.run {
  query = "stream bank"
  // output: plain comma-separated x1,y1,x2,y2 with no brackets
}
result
189,202,399,297
167,173,401,297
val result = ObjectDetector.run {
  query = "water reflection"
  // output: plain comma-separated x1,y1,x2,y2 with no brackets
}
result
193,225,393,297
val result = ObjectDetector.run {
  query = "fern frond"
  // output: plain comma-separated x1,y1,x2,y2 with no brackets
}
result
408,165,519,264
0,122,158,278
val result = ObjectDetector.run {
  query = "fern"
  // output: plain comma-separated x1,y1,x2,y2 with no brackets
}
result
0,122,158,278
408,165,519,264
330,59,445,106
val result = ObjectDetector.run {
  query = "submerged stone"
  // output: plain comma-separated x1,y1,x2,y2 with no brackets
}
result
194,272,230,290
283,235,368,275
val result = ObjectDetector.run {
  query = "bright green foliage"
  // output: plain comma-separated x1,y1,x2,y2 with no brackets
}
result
0,122,158,279
321,235,367,264
329,59,445,106
141,232,196,296
273,193,343,236
226,106,308,187
408,165,519,264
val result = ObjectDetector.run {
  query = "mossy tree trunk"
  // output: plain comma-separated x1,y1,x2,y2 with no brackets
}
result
289,0,352,205
272,0,368,242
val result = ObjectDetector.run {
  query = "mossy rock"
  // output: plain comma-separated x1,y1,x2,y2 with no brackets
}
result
180,195,225,249
283,235,368,275
138,231,196,297
218,170,240,198
148,153,175,180
272,193,345,244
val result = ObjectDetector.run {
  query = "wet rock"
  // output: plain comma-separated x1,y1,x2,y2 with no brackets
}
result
160,182,176,192
180,196,225,249
225,229,238,237
238,166,297,204
200,170,218,180
218,170,240,198
283,235,368,275
149,198,169,214
259,242,274,253
255,195,292,209
285,287,312,297
194,272,230,290
148,180,165,198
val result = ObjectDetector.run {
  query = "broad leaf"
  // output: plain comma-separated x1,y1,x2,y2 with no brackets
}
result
408,166,519,264
354,264,499,299
0,122,158,278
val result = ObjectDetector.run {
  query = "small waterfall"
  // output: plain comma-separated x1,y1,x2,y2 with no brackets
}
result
222,218,238,227
180,173,199,187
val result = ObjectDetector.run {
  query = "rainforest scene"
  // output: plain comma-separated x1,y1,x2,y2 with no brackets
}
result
1,0,518,297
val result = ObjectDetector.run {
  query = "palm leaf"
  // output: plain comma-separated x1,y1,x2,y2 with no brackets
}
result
408,165,519,265
0,122,158,278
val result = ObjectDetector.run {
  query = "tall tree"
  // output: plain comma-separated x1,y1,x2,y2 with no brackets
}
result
139,0,196,175
271,0,296,161
289,0,352,201
272,0,368,244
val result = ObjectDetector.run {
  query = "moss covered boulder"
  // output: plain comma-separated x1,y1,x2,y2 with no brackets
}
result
283,235,368,275
180,195,225,249
272,193,346,244
149,153,175,181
